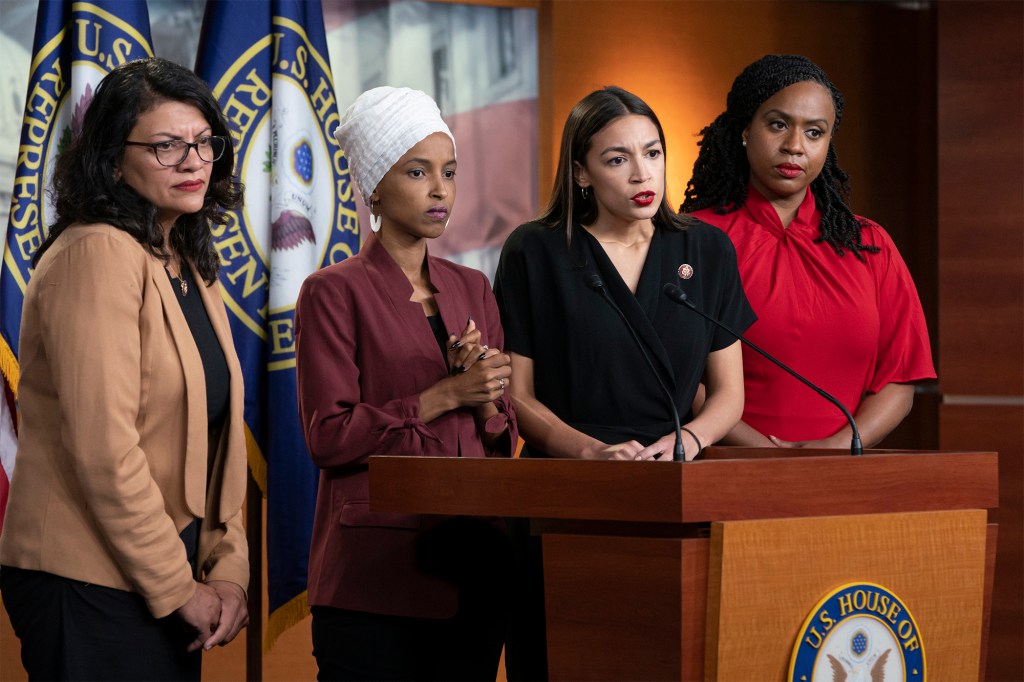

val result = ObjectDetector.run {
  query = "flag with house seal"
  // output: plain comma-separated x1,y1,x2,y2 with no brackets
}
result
195,0,361,648
0,0,154,534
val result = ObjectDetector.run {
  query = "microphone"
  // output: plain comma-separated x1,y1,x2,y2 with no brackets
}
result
662,283,863,455
585,273,686,461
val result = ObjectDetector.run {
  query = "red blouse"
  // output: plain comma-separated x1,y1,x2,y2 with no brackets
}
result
690,186,936,441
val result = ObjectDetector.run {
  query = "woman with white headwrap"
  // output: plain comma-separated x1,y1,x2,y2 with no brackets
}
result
294,87,516,680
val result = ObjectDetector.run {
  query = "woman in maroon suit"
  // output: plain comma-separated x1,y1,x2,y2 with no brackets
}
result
294,86,516,681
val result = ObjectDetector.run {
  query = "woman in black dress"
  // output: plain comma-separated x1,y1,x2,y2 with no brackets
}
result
493,86,755,679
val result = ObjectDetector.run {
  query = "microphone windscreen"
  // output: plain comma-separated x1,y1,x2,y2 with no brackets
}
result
662,282,687,304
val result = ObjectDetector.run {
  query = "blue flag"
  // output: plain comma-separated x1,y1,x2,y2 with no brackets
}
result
195,0,361,648
1,0,153,533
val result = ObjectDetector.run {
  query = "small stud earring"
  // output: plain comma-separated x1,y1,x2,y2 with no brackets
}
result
742,140,747,147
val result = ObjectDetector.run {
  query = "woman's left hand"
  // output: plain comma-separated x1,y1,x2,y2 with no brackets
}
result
447,318,488,374
631,432,698,462
770,383,915,450
202,580,249,649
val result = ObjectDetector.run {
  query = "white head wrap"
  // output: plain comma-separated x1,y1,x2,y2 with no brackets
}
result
334,86,455,220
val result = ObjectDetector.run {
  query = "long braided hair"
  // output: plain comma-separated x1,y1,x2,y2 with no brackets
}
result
681,54,878,259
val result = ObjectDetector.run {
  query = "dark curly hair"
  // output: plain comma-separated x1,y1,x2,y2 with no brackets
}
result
681,54,878,259
539,86,695,246
34,57,243,284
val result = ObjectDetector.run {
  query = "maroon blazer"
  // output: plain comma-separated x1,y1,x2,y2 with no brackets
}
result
294,235,516,618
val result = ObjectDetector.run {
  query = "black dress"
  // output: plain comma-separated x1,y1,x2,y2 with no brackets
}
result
495,219,755,453
493,219,755,679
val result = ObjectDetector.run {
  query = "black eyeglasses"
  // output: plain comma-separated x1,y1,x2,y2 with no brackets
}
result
124,136,227,167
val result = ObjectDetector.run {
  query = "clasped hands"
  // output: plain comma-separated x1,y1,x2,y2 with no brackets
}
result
175,579,248,653
445,318,511,408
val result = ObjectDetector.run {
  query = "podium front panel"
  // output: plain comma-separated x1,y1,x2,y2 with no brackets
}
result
705,509,988,680
543,534,709,681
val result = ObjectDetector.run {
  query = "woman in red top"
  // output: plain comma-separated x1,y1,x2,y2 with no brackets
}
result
682,55,935,448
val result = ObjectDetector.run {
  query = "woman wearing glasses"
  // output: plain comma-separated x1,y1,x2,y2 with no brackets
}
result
1,58,249,680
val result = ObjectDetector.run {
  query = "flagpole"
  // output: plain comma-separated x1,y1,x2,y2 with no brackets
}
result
195,0,362,652
246,473,264,681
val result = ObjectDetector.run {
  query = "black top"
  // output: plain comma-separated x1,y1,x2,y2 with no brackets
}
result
426,313,450,369
167,267,230,429
493,220,755,455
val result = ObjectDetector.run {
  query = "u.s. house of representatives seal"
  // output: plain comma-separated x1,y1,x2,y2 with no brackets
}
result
789,582,925,682
6,3,152,297
207,15,358,370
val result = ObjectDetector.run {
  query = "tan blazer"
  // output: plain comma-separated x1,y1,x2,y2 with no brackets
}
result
0,224,248,618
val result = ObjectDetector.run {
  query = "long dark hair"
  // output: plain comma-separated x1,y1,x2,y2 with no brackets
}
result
539,86,693,246
681,54,878,259
35,57,242,283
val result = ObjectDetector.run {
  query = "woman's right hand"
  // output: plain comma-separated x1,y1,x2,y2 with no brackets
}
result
419,349,511,422
175,581,222,652
203,580,249,649
446,349,511,407
600,440,648,460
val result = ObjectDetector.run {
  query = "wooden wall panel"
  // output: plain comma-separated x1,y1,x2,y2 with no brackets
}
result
937,1,1024,679
0,600,26,682
937,1,1024,397
941,405,1024,680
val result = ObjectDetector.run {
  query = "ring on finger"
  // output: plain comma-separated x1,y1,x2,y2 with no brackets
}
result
498,377,505,388
481,344,489,351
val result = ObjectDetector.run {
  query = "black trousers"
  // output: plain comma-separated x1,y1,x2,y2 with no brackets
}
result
1,566,201,682
312,515,513,681
503,517,548,682
311,599,508,682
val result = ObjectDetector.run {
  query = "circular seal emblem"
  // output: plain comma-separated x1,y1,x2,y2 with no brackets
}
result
677,263,693,280
4,5,152,299
789,583,925,682
206,15,359,366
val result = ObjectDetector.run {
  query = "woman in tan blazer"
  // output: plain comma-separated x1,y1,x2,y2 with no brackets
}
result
0,58,249,681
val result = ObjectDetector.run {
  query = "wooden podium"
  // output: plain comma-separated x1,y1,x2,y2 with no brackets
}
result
369,448,998,680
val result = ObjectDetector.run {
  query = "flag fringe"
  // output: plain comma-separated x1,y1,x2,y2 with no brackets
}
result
0,339,20,400
244,423,267,496
263,590,309,653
